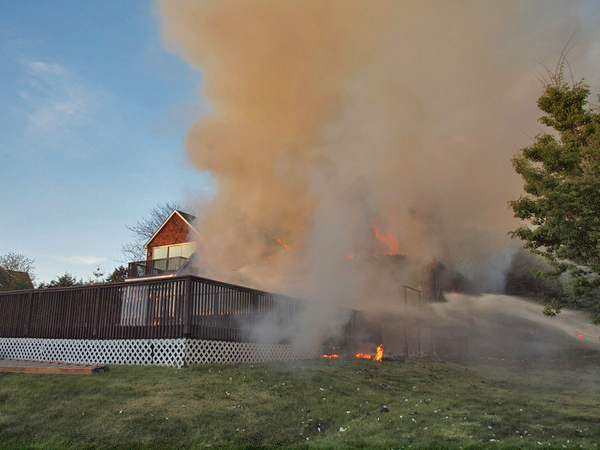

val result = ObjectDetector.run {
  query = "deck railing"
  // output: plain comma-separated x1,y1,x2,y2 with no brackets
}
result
127,257,188,279
0,275,378,345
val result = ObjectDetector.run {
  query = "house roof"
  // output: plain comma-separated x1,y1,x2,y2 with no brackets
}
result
177,210,196,224
144,210,199,249
0,268,34,291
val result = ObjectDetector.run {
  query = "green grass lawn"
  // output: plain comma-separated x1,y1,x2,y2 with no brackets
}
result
0,358,598,448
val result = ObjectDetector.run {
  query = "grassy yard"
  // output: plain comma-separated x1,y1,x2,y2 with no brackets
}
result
0,358,599,448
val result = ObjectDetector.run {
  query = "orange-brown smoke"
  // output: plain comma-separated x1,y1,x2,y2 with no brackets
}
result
157,1,599,308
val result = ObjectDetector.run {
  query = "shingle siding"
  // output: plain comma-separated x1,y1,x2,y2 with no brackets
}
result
146,214,193,260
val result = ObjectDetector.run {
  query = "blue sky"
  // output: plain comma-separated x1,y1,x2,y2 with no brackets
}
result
0,1,215,283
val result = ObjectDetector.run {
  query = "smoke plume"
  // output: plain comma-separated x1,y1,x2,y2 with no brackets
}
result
158,1,599,312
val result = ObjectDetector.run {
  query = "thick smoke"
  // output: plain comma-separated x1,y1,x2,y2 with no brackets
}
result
158,1,598,317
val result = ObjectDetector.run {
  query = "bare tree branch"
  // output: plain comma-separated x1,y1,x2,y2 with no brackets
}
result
0,252,36,283
120,201,182,262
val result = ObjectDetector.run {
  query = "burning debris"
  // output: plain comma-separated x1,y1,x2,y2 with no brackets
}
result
375,344,384,361
322,345,384,361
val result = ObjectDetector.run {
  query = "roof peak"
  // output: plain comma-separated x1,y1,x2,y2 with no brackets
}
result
143,209,198,249
174,209,196,223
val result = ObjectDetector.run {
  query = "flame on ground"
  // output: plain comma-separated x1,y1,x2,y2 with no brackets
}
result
355,345,384,361
323,345,384,360
375,344,384,361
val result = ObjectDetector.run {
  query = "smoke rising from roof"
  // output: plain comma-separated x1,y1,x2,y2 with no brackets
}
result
158,1,599,310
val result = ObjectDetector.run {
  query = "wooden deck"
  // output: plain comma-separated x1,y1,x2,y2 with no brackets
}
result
0,359,108,375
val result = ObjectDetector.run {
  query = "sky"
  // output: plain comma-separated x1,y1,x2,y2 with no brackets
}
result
0,1,215,283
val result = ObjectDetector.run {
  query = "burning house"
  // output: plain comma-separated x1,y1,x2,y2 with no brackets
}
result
0,203,475,368
0,273,388,367
0,210,387,367
126,208,467,360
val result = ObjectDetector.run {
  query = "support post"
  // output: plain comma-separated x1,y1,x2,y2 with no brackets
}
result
183,277,191,337
417,289,422,355
403,286,409,357
24,290,34,337
92,286,101,338
402,285,423,358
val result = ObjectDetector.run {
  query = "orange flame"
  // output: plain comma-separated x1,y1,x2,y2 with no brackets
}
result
374,344,384,361
322,346,383,360
372,220,399,255
273,236,289,249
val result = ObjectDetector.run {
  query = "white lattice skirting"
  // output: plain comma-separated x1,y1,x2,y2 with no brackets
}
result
0,338,317,368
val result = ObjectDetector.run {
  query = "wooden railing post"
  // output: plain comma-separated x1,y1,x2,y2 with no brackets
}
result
183,277,191,337
24,290,34,337
92,286,101,338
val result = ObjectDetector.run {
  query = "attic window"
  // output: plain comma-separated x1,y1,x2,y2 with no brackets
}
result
152,242,196,260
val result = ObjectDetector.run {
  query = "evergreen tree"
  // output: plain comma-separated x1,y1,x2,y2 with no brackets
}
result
106,265,127,283
38,273,83,288
509,68,600,321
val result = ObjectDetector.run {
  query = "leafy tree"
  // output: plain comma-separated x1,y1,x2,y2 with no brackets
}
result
0,252,36,284
106,265,127,283
121,201,182,262
509,67,600,321
38,273,83,289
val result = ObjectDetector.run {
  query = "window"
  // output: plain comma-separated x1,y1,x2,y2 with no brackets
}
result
181,242,195,258
152,243,196,260
153,247,168,260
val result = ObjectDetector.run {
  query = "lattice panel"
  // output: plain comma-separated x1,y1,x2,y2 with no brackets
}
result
0,338,186,367
0,338,318,367
184,339,318,365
